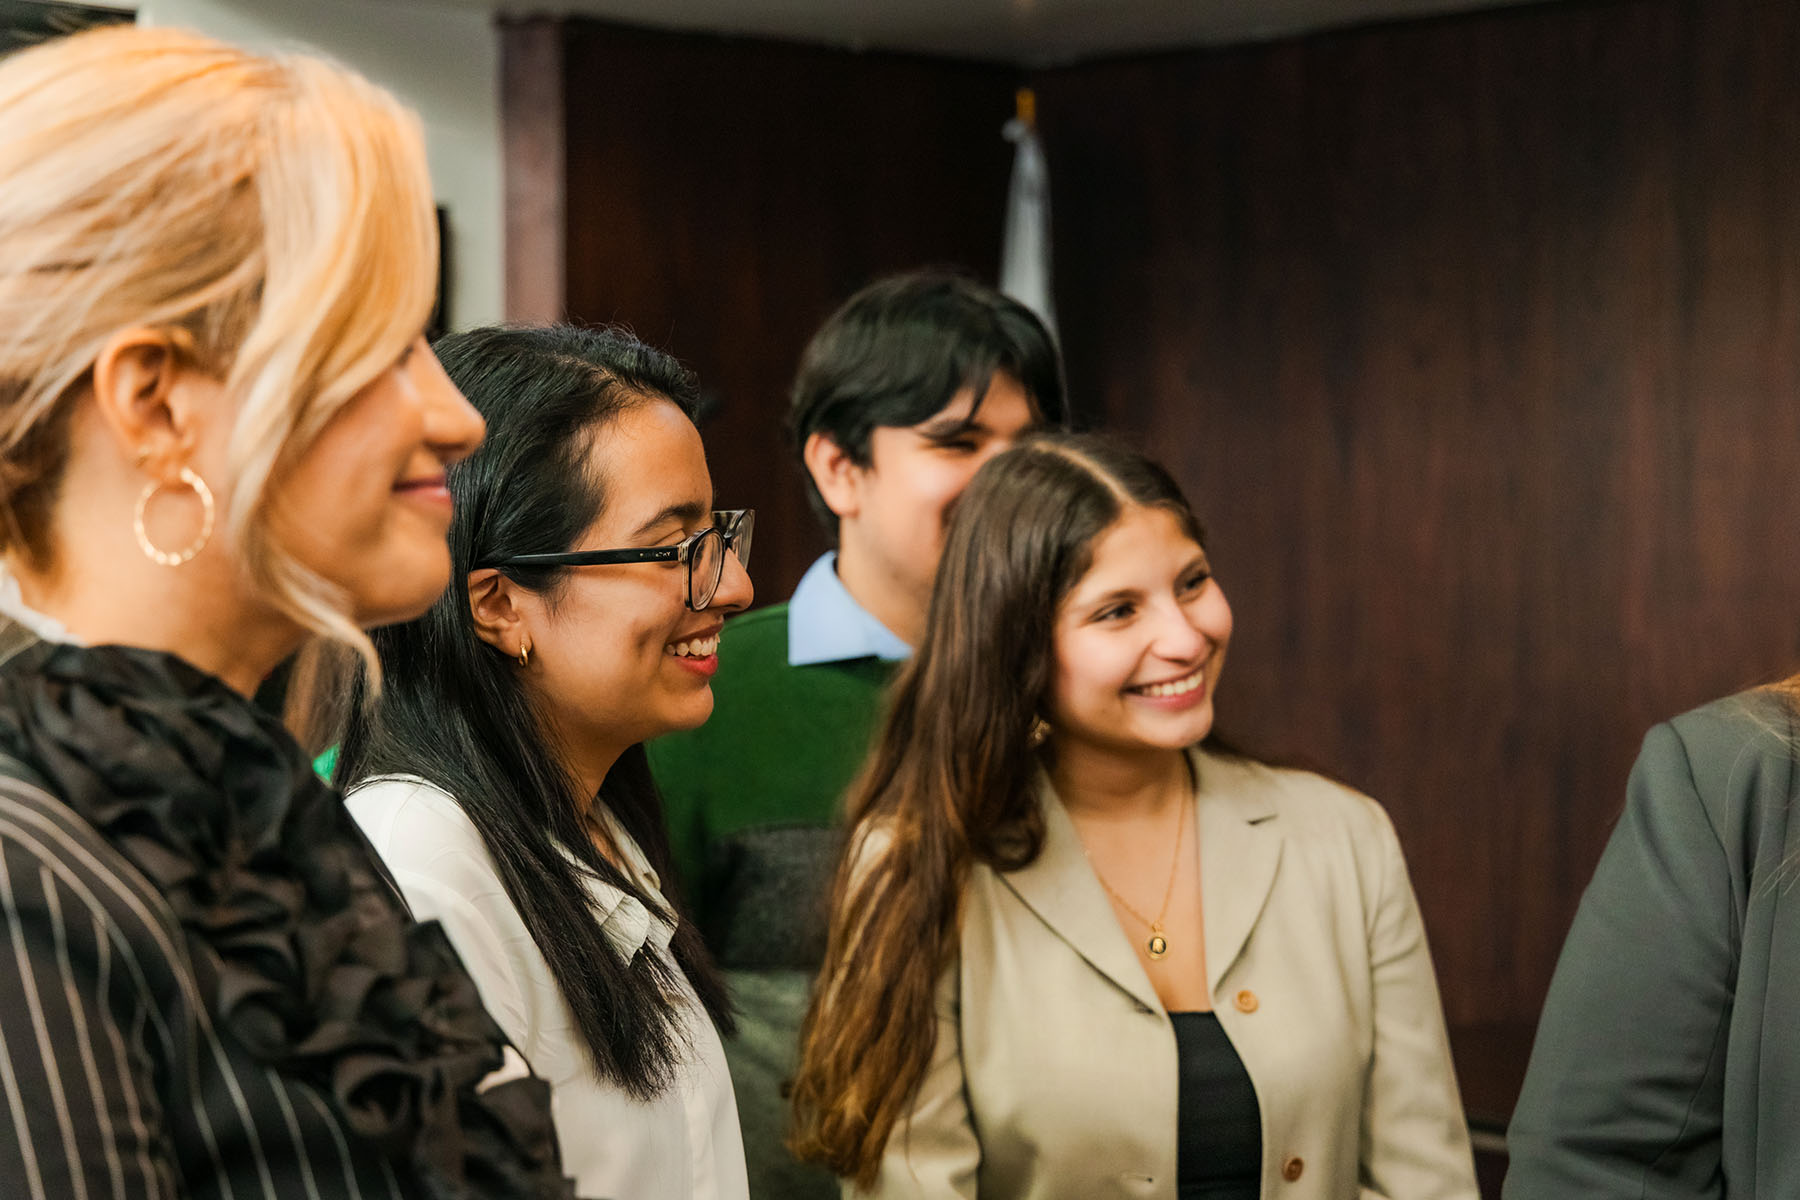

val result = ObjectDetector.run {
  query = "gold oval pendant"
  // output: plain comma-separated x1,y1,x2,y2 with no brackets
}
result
1147,933,1169,960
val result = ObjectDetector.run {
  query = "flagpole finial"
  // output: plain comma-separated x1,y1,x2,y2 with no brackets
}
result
1014,86,1036,129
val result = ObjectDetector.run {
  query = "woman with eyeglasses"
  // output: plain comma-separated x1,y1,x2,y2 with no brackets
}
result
335,324,754,1200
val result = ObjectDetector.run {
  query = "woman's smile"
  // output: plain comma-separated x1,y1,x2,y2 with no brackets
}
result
666,624,723,675
1125,661,1211,706
392,471,452,513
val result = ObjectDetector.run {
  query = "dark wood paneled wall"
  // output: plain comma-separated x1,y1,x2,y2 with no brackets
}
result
501,18,565,325
1040,0,1800,1038
504,0,1800,1140
507,19,1020,594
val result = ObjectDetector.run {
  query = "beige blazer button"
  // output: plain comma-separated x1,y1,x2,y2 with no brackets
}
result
1281,1156,1304,1182
1234,989,1258,1014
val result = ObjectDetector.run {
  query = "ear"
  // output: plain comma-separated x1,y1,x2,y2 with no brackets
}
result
88,327,206,477
466,567,532,659
802,431,866,522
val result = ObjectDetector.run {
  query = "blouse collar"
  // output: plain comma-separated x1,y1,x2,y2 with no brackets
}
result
565,805,678,963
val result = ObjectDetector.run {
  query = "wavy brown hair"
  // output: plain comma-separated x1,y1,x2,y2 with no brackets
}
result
788,432,1206,1186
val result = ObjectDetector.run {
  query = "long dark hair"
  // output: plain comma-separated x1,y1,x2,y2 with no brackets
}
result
788,433,1206,1184
337,324,731,1099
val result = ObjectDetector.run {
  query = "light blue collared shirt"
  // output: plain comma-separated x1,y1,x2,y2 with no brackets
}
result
786,552,913,667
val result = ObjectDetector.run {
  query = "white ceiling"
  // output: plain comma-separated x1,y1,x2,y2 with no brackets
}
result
385,0,1561,66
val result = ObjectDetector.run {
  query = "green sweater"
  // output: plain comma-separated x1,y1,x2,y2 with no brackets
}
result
647,600,895,966
648,601,894,1200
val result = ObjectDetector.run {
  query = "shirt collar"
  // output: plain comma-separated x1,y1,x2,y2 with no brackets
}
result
0,563,81,646
786,552,913,667
558,808,677,963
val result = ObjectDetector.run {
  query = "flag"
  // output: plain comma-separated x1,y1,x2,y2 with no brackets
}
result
1000,87,1057,339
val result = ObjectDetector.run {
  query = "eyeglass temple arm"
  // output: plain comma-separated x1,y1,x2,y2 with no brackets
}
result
491,546,681,567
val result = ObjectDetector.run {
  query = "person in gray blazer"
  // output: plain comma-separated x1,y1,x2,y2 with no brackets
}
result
788,433,1478,1200
1506,688,1800,1197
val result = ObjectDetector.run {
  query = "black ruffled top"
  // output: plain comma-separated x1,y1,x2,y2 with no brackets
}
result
0,641,574,1199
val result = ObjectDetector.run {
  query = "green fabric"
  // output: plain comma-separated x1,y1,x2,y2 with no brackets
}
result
648,601,895,1200
314,745,338,784
717,969,831,1200
1506,691,1800,1198
647,601,895,904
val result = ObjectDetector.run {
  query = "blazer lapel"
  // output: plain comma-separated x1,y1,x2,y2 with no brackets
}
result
1194,748,1283,994
1000,776,1164,1014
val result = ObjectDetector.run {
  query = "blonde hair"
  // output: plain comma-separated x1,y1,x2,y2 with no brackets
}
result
0,25,440,668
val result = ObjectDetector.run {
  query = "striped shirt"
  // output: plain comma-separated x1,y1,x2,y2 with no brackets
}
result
0,771,408,1200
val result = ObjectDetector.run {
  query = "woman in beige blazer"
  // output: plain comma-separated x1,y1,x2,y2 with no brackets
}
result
789,433,1477,1200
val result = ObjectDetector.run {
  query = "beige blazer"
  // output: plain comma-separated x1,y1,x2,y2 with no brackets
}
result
857,748,1477,1200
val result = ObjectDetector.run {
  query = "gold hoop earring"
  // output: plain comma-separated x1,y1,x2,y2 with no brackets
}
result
133,466,215,567
517,639,532,668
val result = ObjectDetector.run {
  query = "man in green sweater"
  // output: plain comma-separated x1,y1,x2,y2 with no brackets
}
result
648,270,1065,1199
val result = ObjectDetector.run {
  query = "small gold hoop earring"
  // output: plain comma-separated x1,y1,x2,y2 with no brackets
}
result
517,639,532,668
133,466,215,567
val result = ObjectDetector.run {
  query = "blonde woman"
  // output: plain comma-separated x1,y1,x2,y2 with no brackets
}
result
0,27,570,1199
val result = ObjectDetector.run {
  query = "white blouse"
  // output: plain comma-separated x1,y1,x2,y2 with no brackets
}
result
347,775,749,1200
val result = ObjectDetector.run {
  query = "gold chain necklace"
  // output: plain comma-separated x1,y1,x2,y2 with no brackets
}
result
1084,790,1189,961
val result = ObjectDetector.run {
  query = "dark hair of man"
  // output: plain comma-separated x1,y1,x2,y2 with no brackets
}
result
788,433,1208,1183
789,269,1069,531
336,324,731,1099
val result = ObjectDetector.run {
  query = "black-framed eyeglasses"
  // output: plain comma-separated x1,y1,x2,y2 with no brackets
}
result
485,509,754,611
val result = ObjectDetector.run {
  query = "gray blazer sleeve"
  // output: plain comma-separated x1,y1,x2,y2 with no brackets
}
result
1504,720,1735,1199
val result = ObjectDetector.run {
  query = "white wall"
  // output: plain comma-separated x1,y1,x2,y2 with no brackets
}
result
134,0,505,330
